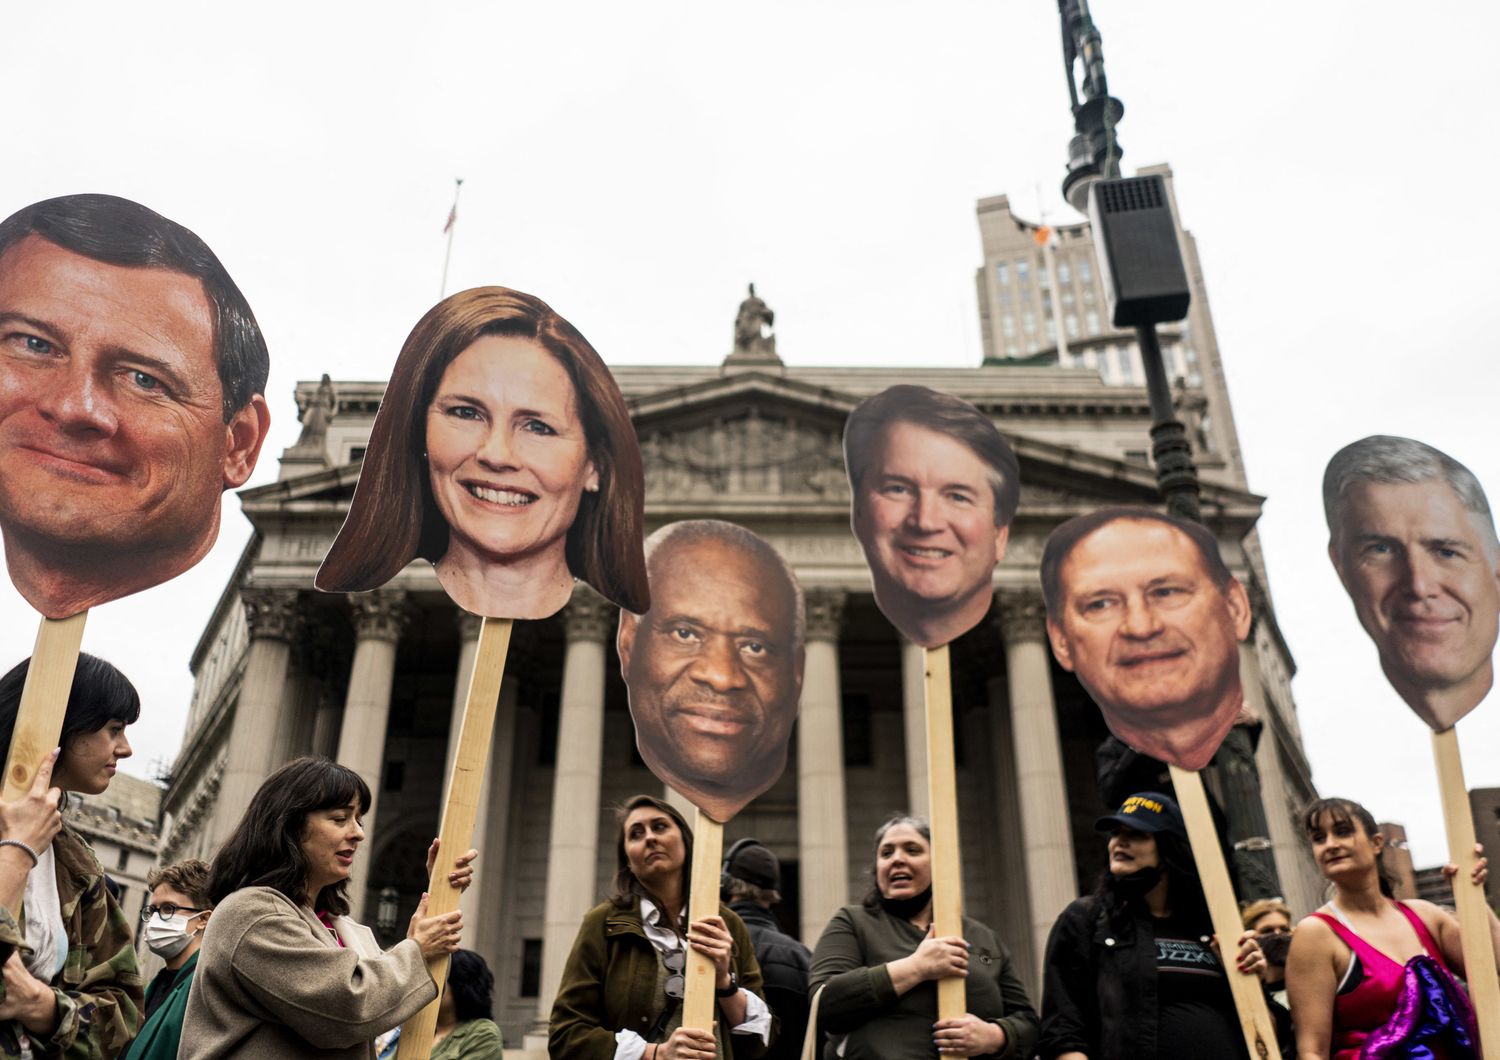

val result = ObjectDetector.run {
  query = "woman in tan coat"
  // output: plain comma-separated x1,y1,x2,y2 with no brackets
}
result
182,757,473,1059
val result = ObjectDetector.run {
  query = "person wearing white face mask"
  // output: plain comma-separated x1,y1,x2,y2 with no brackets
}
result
120,859,212,1060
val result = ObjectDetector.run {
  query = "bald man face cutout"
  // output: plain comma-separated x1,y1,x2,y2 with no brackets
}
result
619,521,805,823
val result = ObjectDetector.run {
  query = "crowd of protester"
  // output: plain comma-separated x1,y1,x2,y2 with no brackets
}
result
0,653,1496,1058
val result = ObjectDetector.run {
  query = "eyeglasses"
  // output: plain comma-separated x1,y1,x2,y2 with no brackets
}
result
141,903,207,923
664,948,685,1001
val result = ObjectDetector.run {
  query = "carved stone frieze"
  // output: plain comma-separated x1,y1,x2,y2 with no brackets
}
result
639,411,850,502
242,589,301,642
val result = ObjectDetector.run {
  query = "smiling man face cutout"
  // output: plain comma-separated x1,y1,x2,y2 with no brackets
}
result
618,520,805,823
1043,507,1252,772
1325,435,1500,731
844,385,1019,649
0,195,270,618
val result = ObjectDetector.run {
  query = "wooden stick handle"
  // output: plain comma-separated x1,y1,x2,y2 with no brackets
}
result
1431,727,1500,1053
923,645,966,1020
3,614,88,801
395,617,512,1060
682,811,725,1031
1168,765,1277,1059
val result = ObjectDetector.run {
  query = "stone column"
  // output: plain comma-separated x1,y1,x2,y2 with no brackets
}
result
531,586,614,1040
996,590,1077,973
798,589,848,945
335,591,409,921
985,673,1038,992
901,636,929,819
215,589,300,839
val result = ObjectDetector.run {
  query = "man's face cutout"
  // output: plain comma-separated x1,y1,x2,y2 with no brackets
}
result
1328,470,1500,732
618,523,805,823
1046,514,1251,772
0,229,268,619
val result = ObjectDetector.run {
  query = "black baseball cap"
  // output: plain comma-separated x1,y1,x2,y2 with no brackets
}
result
1095,792,1187,841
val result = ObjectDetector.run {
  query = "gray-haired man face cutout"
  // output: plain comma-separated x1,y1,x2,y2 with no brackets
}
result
619,527,805,823
1328,477,1500,731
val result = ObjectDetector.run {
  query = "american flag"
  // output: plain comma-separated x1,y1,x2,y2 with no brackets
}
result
443,204,457,234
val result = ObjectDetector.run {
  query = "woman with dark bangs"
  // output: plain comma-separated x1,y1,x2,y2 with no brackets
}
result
181,758,475,1059
316,286,649,621
1037,792,1268,1060
0,653,143,1057
1286,797,1495,1058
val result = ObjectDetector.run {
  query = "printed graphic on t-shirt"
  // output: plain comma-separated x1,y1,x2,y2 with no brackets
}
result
1156,935,1220,975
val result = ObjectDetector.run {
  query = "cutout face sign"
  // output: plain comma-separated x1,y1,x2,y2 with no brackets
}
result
0,195,271,619
1042,507,1252,771
317,286,648,620
1324,435,1500,731
843,385,1020,649
619,520,805,823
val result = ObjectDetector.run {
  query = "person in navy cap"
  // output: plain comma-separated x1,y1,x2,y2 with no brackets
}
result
1036,792,1272,1060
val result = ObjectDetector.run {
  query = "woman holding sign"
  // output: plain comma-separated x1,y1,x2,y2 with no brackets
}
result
1037,793,1268,1060
0,653,143,1057
809,815,1038,1059
549,794,771,1059
182,758,474,1059
317,285,648,621
1286,797,1491,1058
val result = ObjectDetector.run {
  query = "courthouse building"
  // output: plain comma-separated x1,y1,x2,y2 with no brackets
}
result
160,166,1323,1046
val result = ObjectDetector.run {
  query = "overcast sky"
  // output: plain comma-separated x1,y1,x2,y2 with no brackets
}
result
3,2,1495,872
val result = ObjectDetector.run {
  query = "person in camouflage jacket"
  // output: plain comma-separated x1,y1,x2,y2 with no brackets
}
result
0,822,144,1058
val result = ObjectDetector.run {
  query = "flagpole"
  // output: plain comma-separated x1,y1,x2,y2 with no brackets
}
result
440,177,464,298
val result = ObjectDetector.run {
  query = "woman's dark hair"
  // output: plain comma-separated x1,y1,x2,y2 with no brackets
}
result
446,949,495,1023
861,814,931,909
206,757,372,915
1301,797,1396,898
316,286,649,613
607,794,694,918
0,653,140,781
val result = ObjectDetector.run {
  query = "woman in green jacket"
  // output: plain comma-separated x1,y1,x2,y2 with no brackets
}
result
549,794,772,1059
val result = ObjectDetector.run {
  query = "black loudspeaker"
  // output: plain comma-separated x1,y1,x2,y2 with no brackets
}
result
1088,174,1191,327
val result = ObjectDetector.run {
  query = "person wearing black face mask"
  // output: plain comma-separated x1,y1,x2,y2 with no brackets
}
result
809,815,1037,1058
122,858,213,1060
1037,792,1273,1060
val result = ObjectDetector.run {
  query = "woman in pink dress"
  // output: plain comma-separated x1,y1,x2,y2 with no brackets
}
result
1286,797,1497,1058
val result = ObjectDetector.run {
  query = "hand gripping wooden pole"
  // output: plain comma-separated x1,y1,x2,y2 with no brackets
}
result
683,809,726,1032
2,615,88,803
1431,727,1500,1053
1168,765,1277,1059
396,617,511,1060
923,645,966,1020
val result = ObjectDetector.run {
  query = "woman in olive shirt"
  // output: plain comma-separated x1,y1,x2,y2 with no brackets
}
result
809,815,1037,1058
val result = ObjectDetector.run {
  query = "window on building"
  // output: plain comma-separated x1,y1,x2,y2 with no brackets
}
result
1079,258,1093,283
1085,310,1100,334
998,288,1012,307
842,694,872,766
1026,339,1040,354
1016,260,1030,286
1022,312,1036,334
1038,261,1050,288
1082,285,1095,303
1125,449,1150,465
1045,319,1056,341
995,262,1010,286
1061,288,1074,307
1005,341,1019,355
1001,314,1015,336
1116,345,1136,383
521,939,543,997
1058,260,1072,284
116,847,129,872
1065,314,1079,339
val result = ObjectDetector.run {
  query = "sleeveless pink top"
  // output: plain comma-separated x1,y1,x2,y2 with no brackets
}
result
1309,900,1452,1060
